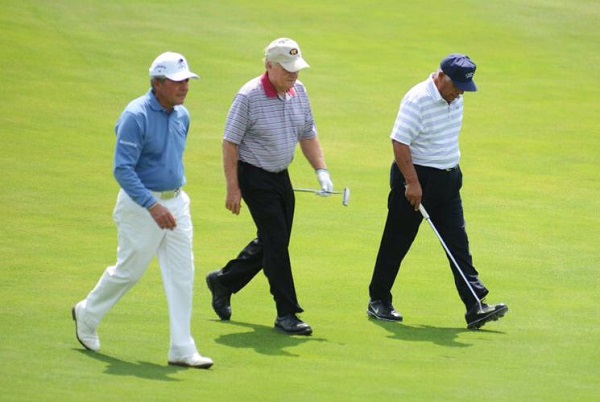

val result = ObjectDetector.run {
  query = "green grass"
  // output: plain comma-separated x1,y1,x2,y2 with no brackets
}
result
1,0,598,400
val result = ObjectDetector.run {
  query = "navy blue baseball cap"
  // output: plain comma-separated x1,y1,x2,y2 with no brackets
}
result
440,54,477,92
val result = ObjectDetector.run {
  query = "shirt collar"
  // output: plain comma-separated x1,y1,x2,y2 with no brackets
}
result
427,73,462,106
261,72,296,98
427,74,445,103
147,89,177,113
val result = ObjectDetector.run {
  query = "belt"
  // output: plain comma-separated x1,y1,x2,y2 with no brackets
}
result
415,164,458,172
152,188,181,200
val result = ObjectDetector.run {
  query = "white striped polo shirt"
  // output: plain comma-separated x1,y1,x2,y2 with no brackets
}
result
390,74,464,169
223,72,317,173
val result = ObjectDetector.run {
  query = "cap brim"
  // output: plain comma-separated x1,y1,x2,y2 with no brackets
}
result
453,80,477,92
280,59,310,73
165,71,200,81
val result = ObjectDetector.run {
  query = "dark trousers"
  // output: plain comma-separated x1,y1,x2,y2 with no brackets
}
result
217,161,302,317
368,162,489,311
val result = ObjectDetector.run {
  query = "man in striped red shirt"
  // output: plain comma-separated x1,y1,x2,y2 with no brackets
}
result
206,38,333,335
367,54,508,330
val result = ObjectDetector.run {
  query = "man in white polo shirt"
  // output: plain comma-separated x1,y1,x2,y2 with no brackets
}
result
367,54,508,330
206,38,333,335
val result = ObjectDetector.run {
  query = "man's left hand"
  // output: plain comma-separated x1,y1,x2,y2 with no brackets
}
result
316,169,333,195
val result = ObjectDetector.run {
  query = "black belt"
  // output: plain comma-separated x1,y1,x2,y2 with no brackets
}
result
238,160,288,175
415,164,458,173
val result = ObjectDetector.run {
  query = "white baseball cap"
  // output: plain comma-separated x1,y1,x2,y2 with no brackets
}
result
149,52,199,81
264,38,310,73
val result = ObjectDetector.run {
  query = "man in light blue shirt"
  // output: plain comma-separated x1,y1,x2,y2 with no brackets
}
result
72,52,213,369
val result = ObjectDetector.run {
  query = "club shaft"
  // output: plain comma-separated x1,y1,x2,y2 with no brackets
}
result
418,204,483,310
293,187,350,207
293,188,344,194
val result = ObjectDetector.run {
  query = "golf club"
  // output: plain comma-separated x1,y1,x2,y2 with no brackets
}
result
418,203,484,312
294,187,350,206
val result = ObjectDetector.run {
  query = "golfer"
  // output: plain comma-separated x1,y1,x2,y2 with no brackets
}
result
72,52,213,368
367,54,508,329
206,38,333,335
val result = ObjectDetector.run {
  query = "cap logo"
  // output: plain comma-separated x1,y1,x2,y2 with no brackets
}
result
177,59,186,70
289,48,298,56
465,72,474,79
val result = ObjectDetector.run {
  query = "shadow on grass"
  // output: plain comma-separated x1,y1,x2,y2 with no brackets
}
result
213,320,327,357
74,349,188,381
368,319,505,348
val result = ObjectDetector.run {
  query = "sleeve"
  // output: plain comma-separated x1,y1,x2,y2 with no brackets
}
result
223,94,249,145
300,88,317,141
390,98,422,146
113,111,156,208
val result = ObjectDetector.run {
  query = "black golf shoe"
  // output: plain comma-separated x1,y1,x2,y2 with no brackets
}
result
206,271,232,320
367,300,403,322
465,303,508,330
274,314,313,336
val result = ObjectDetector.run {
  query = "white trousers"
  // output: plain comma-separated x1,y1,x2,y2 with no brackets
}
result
81,189,198,359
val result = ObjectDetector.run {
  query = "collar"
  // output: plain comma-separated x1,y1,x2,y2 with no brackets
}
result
427,74,445,104
261,72,296,98
147,89,176,114
427,73,461,106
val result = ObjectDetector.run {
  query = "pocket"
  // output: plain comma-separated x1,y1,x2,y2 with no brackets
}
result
389,161,402,189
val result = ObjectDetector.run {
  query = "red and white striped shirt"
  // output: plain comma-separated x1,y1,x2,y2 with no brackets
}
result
224,73,317,173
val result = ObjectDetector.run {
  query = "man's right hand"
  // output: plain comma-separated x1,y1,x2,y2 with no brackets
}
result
404,181,422,211
225,186,242,215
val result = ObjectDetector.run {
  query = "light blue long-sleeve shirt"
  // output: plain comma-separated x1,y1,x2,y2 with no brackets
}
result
113,89,189,209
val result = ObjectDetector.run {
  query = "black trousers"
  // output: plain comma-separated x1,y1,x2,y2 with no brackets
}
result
217,161,303,317
368,162,489,311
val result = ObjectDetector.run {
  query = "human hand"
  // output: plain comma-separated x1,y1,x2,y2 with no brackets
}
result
225,186,243,215
316,169,333,195
148,203,177,230
404,182,422,211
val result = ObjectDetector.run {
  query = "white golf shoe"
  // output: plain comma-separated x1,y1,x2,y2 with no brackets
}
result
168,353,214,369
71,302,100,352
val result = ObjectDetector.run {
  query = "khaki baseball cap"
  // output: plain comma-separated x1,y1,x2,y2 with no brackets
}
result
264,38,310,73
149,52,199,81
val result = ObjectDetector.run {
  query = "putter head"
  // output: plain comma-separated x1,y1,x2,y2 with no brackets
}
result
342,187,350,206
